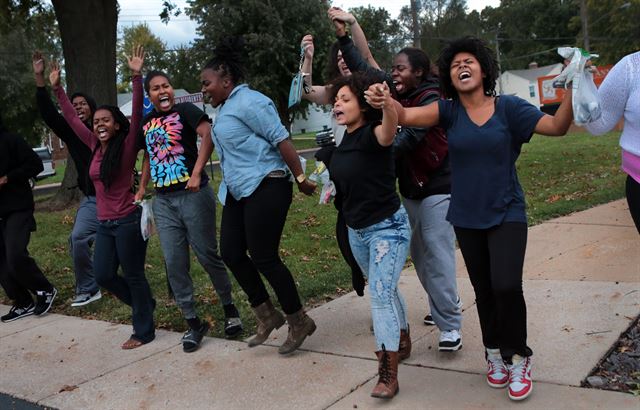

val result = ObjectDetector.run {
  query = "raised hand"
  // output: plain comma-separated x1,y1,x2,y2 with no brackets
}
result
364,82,390,110
49,61,61,89
328,7,355,25
32,51,45,76
126,45,145,75
301,34,314,60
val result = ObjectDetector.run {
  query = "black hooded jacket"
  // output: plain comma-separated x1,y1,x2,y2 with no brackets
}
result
35,87,96,196
0,117,43,216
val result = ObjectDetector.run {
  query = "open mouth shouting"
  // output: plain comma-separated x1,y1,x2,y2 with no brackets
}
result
333,109,345,122
158,95,172,110
97,127,109,140
458,71,472,83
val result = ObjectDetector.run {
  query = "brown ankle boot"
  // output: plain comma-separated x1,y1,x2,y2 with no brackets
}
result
247,300,285,347
278,309,317,354
371,347,399,399
399,326,411,361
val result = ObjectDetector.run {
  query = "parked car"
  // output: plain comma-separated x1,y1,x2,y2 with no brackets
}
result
30,147,56,189
315,129,335,147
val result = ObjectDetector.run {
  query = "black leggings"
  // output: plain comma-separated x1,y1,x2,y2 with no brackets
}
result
454,222,532,360
626,175,640,234
220,178,302,314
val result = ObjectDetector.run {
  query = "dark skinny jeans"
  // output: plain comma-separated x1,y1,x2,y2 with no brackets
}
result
220,177,302,315
94,208,155,343
454,222,533,361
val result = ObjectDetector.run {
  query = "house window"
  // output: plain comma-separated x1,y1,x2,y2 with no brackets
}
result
59,137,64,149
529,84,536,98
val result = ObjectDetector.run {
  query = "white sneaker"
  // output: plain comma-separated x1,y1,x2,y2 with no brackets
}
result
508,355,533,400
438,329,462,351
486,348,509,388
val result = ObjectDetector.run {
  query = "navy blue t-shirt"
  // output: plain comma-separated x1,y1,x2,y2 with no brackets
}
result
438,95,544,229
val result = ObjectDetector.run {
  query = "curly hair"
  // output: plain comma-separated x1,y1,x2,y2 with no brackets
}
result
144,70,172,94
397,47,432,84
91,105,131,191
203,36,246,85
437,36,498,99
328,72,387,124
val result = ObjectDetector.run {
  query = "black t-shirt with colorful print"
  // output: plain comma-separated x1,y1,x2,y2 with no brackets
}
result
139,102,210,194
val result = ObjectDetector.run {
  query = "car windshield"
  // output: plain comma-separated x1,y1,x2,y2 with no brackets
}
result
35,149,52,161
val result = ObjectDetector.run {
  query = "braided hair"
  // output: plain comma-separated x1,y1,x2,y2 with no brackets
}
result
91,105,130,190
437,36,498,99
203,36,246,85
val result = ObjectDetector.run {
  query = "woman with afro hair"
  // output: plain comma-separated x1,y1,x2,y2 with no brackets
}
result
366,36,574,401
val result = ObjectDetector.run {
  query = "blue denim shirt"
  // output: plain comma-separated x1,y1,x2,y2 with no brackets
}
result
212,84,289,203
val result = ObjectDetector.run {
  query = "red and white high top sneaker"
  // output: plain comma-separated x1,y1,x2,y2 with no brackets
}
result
486,348,509,388
508,354,533,400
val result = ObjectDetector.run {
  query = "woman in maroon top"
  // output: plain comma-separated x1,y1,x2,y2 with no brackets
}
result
51,46,155,349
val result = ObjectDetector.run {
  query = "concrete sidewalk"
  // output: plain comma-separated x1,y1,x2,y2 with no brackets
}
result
1,200,639,409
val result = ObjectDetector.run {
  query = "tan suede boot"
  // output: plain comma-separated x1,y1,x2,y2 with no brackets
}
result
399,326,411,361
371,347,399,399
247,299,285,347
278,309,317,354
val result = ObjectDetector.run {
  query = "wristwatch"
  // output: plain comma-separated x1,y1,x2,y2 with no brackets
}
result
295,173,306,184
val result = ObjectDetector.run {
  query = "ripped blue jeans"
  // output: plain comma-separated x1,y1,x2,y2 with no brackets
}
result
348,207,411,351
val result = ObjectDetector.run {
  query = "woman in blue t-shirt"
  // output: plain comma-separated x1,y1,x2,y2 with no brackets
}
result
329,72,410,400
366,37,574,402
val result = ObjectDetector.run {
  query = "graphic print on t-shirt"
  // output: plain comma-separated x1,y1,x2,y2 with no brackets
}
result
143,111,190,188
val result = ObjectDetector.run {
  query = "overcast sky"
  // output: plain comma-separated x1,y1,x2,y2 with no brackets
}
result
117,0,501,48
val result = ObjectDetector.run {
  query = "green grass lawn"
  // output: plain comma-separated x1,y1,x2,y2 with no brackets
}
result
6,130,626,339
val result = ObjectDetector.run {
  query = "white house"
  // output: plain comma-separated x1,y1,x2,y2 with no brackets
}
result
497,63,562,106
291,103,332,135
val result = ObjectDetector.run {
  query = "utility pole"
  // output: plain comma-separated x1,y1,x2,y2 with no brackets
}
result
580,0,589,51
410,0,420,48
495,29,503,95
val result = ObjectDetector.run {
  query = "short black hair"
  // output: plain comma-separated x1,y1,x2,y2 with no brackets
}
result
144,70,172,94
325,41,342,81
203,36,246,85
397,47,432,84
437,36,498,99
328,72,387,124
70,92,97,115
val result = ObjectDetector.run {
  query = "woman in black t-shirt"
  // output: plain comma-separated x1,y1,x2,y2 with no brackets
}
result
328,73,411,400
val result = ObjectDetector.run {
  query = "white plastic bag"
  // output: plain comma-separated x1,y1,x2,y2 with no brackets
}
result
140,199,155,241
553,47,601,125
309,161,335,204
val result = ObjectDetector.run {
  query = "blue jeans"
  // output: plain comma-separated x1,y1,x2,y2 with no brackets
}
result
348,207,411,352
403,195,461,331
94,208,155,343
69,196,99,295
153,185,233,319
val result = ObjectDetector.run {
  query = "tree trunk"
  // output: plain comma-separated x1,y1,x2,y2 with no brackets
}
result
49,0,118,207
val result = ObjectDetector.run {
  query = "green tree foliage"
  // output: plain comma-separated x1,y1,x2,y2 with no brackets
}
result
573,0,640,64
349,6,405,71
186,0,335,127
117,23,167,92
0,0,61,145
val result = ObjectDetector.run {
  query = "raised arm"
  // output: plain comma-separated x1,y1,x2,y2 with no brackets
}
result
126,45,145,136
534,88,573,136
372,82,398,146
50,61,95,148
329,7,380,70
299,34,331,105
33,51,78,142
